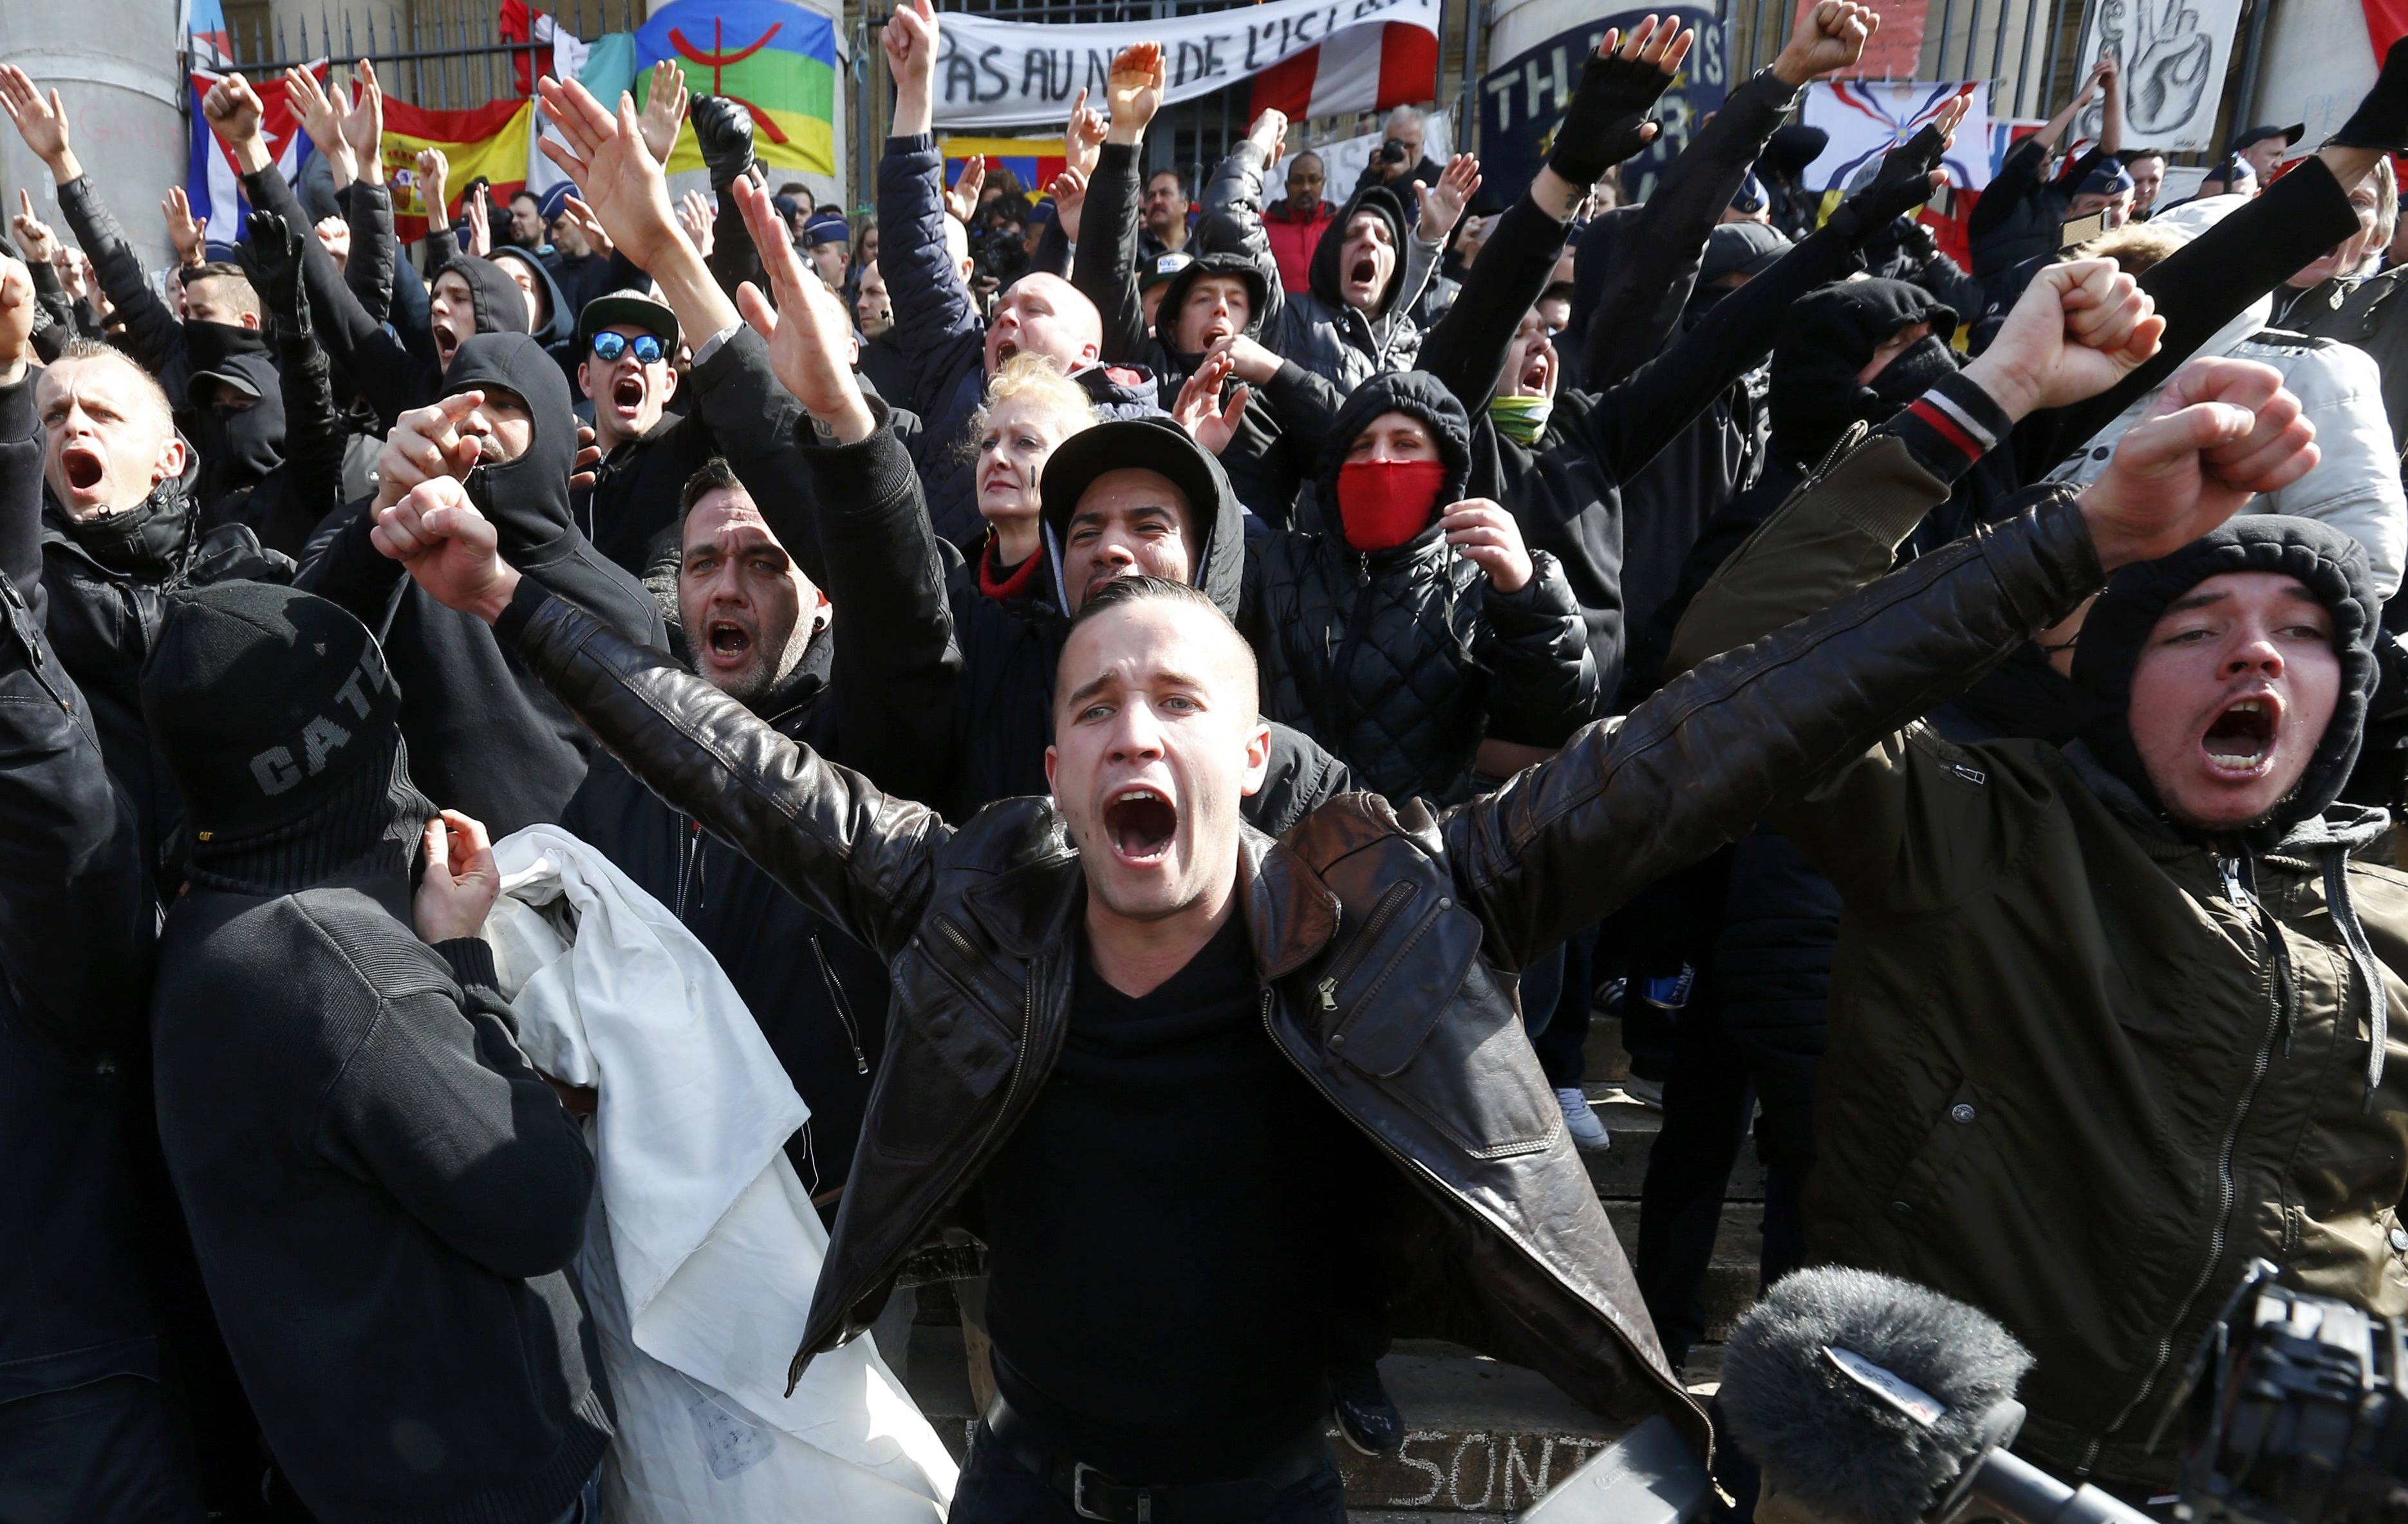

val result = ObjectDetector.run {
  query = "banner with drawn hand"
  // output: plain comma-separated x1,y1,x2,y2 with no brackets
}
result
2071,0,2242,153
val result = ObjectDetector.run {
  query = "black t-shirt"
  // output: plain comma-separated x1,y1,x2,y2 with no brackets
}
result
976,911,1372,1481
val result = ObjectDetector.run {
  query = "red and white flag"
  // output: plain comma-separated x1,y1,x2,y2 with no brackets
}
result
1250,21,1437,122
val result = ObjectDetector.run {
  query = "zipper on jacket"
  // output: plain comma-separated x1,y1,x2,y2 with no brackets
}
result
2086,877,2289,1471
1255,987,1708,1431
808,933,870,1075
1318,881,1418,1011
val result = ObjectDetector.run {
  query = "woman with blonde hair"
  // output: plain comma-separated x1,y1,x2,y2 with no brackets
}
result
965,352,1099,599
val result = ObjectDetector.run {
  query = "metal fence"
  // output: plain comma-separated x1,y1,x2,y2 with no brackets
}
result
196,0,641,111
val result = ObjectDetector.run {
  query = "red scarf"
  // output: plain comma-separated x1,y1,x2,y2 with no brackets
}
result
1336,459,1448,552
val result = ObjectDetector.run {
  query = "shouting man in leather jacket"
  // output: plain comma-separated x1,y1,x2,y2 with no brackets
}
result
364,246,2305,1519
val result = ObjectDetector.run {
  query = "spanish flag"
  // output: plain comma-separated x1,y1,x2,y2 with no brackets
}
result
635,0,837,178
381,96,537,241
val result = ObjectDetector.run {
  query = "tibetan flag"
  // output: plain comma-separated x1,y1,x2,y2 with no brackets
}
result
940,137,1065,200
1249,23,1437,124
381,97,537,241
635,0,837,177
187,64,324,245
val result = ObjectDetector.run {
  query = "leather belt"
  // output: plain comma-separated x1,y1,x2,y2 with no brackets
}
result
979,1395,1332,1523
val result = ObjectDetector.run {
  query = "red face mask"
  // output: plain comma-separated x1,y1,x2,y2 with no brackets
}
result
1335,458,1448,552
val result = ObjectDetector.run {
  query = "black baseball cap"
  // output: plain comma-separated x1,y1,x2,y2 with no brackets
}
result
1040,416,1227,548
2228,122,2304,154
575,288,680,353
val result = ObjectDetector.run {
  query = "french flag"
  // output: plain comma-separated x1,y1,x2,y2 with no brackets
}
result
1249,21,1438,123
185,64,324,246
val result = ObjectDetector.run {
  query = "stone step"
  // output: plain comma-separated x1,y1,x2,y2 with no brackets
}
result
902,1324,1635,1515
1607,1199,1764,1346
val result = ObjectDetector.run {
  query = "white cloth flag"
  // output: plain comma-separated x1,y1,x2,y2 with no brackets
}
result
1798,80,1995,193
931,0,1442,131
484,825,956,1523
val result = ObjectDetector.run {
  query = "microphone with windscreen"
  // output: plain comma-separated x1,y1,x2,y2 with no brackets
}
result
1719,1266,2152,1524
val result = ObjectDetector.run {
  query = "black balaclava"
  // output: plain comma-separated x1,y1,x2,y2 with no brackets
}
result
189,353,288,511
139,579,434,895
2071,516,2380,851
436,332,577,549
1767,279,1958,464
1309,183,1412,320
180,318,268,377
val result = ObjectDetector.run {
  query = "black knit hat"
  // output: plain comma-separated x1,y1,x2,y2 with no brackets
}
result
2071,516,2379,848
140,580,404,848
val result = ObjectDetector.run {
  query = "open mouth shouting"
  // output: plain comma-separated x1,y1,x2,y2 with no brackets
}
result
1102,783,1179,867
2200,692,2282,777
994,335,1021,365
58,441,106,501
608,373,647,423
700,615,758,675
433,319,462,367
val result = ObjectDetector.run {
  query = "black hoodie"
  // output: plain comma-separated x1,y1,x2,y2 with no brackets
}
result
188,352,288,516
1238,372,1600,803
1207,140,1436,393
296,333,665,834
487,245,580,386
1072,142,1345,527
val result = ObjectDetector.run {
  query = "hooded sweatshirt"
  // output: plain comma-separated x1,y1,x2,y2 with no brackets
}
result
487,245,579,384
189,351,290,518
295,332,664,835
143,581,608,1524
1074,141,1347,527
1671,429,2408,1490
1206,140,1443,392
1237,372,1600,803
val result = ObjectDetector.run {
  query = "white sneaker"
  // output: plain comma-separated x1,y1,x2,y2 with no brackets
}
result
1557,1087,1612,1153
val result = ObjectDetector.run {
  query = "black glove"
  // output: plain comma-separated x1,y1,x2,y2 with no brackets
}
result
1893,213,1939,263
239,209,312,342
1828,120,1946,241
1545,47,1676,188
2333,37,2408,151
690,95,758,193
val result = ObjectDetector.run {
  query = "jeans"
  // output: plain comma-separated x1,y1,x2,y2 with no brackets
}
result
948,1422,1346,1524
545,1467,603,1524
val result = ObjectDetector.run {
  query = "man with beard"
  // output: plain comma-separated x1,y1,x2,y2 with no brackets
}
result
369,245,2299,1521
1137,167,1191,261
562,446,956,1225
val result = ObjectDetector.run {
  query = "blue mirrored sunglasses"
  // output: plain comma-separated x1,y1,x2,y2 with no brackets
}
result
590,331,666,364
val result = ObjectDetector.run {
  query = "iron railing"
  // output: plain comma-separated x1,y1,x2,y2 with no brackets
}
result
194,0,643,113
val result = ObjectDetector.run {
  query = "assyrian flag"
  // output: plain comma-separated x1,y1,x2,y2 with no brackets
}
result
1249,22,1437,124
1799,80,1993,194
186,64,325,246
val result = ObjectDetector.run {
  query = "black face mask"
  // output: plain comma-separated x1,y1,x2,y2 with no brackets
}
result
1868,335,1961,406
181,320,265,374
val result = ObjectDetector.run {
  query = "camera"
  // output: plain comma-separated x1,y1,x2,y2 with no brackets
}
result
1377,138,1410,167
2167,1260,2408,1524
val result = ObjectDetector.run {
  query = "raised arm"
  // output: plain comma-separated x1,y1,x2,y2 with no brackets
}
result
1195,106,1289,330
1445,348,2311,965
0,265,153,1045
1582,3,1874,389
371,479,949,960
243,212,350,555
876,0,986,384
322,819,591,1280
1667,259,2165,672
3,66,190,378
1569,108,1965,484
1072,55,1167,362
1421,15,1692,407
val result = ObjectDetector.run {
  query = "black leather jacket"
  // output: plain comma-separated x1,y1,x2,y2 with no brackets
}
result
492,481,2106,1453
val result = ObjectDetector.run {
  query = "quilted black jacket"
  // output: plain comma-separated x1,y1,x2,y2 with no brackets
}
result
1242,371,1599,803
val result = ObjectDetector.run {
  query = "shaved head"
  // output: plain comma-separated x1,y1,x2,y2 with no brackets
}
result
984,271,1104,376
